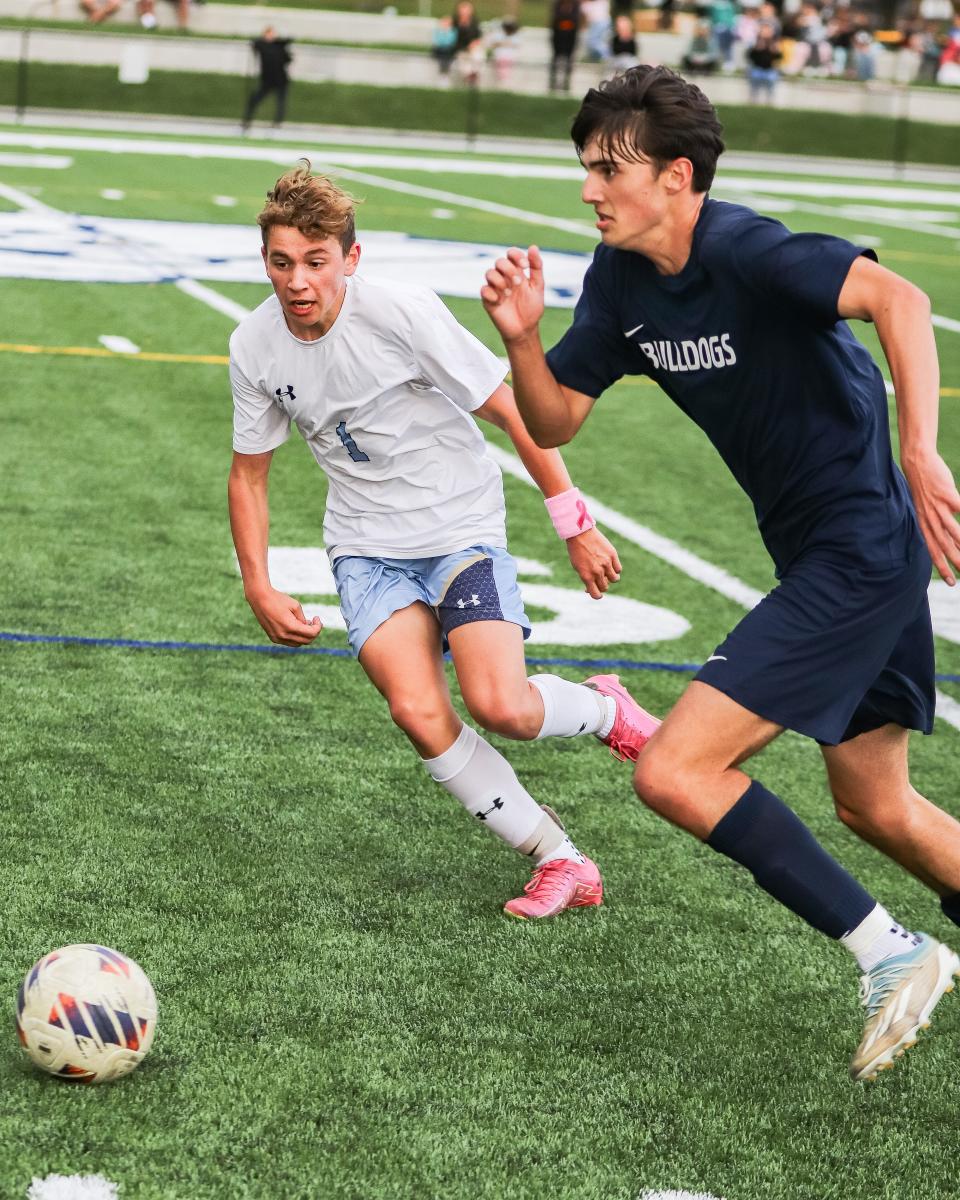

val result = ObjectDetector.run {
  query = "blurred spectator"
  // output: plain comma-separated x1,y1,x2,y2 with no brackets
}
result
938,9,960,83
758,1,781,39
919,0,953,19
659,0,676,31
851,26,877,80
452,0,482,50
709,0,738,69
164,0,190,30
452,0,484,85
682,18,720,72
826,7,855,75
549,0,580,91
242,26,293,130
736,4,761,66
431,15,458,84
488,17,521,86
786,2,832,74
80,0,163,25
747,20,782,99
947,8,960,52
910,21,944,82
610,12,639,70
581,0,612,61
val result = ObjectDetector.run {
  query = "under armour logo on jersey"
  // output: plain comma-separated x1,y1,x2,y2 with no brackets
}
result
275,385,296,407
456,594,481,609
476,797,504,821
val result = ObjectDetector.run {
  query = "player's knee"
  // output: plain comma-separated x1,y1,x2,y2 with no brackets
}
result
463,690,537,740
387,693,447,742
632,749,692,819
833,786,906,838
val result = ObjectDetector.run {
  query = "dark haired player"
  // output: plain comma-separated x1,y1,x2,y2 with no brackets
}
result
482,65,960,1080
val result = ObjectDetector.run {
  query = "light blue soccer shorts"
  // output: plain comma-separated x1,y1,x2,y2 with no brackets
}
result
331,544,532,657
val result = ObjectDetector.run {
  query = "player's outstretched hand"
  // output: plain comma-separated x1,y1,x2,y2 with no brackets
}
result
904,451,960,585
248,587,323,646
481,246,545,342
566,527,622,599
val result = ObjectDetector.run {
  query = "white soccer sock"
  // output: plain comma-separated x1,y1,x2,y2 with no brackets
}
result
422,724,585,864
529,673,614,739
841,903,920,973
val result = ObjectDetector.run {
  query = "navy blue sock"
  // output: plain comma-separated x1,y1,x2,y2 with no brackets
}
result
707,780,876,939
941,891,960,928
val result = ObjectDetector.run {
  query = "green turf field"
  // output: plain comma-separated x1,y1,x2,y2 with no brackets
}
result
1,124,960,1200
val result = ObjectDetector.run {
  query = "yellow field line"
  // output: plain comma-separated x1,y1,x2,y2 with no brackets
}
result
1,340,957,397
0,342,228,365
880,249,960,267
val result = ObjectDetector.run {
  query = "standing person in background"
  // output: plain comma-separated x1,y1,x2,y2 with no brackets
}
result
610,12,640,71
581,0,612,62
489,17,522,87
243,27,294,131
452,0,484,84
682,19,720,72
549,0,581,91
431,14,459,85
709,0,738,69
851,23,878,82
747,20,782,99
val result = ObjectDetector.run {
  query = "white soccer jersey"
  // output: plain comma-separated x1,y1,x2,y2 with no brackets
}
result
230,275,509,562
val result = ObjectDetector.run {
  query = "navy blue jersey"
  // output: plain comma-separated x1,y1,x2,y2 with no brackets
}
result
546,198,918,575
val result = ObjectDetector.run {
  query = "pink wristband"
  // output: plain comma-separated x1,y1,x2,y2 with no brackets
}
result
544,487,596,540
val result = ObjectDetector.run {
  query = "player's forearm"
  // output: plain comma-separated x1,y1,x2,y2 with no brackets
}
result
501,410,573,498
504,331,578,447
227,471,272,599
876,286,941,467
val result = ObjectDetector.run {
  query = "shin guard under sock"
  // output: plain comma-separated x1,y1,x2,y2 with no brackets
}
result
706,780,876,939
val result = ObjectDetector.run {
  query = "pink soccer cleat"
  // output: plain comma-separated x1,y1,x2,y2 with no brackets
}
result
503,857,603,920
584,673,660,763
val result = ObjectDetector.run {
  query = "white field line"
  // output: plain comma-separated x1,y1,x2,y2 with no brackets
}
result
0,128,958,328
0,152,71,169
719,177,960,206
327,164,596,239
4,128,960,196
488,444,763,610
935,689,960,729
0,180,60,213
8,113,960,183
98,334,140,354
27,1175,119,1199
792,199,960,242
639,1192,724,1200
175,277,251,323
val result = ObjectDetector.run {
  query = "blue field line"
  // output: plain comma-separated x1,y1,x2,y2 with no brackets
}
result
3,629,960,684
0,629,696,673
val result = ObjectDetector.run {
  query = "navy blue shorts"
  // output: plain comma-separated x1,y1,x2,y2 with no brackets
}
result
695,543,935,746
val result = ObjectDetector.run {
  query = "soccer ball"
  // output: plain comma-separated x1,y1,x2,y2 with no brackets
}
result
16,944,157,1084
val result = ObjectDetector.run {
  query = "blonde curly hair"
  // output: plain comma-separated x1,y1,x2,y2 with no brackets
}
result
258,160,358,252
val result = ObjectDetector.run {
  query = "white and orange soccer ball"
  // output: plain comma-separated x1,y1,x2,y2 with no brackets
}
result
16,944,157,1084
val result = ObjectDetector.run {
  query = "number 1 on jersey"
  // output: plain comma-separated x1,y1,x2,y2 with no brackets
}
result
336,420,370,463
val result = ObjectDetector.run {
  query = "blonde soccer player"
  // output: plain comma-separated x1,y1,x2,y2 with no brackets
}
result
228,164,659,918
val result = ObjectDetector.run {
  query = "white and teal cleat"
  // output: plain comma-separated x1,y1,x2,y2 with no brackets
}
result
850,933,960,1082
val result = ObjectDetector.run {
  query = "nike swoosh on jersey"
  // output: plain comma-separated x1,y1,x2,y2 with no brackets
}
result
706,655,728,663
623,323,645,338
